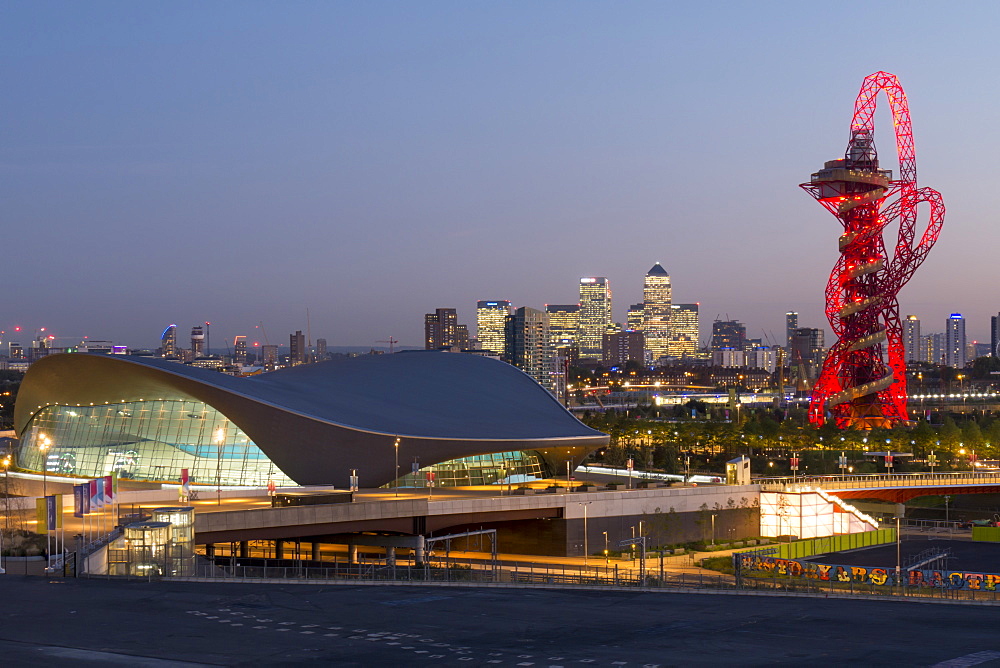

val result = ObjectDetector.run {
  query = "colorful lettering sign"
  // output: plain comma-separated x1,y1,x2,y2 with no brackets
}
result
736,553,1000,590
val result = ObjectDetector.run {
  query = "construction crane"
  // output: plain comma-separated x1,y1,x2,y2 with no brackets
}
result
377,337,399,354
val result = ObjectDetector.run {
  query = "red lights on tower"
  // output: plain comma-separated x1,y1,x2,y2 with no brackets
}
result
801,72,944,429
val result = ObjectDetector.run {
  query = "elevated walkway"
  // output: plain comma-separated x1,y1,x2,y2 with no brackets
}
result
757,472,1000,503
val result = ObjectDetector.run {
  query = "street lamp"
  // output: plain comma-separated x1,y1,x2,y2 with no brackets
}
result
711,513,717,545
394,437,401,498
38,434,52,497
603,531,609,564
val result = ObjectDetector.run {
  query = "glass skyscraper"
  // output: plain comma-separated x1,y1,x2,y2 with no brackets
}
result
476,300,512,355
578,277,611,359
642,263,672,362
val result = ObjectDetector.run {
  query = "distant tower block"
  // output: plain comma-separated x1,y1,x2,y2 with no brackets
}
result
190,325,205,358
800,72,945,429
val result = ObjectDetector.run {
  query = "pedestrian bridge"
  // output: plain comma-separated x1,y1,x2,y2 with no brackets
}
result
756,472,1000,503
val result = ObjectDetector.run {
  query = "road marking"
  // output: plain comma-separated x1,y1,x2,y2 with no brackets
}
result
932,651,1000,667
325,633,340,637
253,626,266,630
301,631,314,635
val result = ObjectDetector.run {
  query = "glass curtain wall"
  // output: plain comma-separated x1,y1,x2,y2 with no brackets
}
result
394,450,551,488
17,400,294,486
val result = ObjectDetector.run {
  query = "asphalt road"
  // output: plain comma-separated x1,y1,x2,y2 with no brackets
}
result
1,577,1000,666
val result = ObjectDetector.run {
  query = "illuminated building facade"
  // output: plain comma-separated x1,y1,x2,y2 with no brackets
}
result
903,315,921,363
668,303,699,359
546,304,580,349
504,307,554,393
642,263,671,362
424,308,470,350
627,303,644,332
160,325,178,358
476,300,512,355
14,353,606,489
190,326,205,358
946,314,966,368
578,277,611,359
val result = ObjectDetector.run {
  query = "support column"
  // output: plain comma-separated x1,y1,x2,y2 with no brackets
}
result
414,536,425,566
386,547,396,566
238,541,249,558
275,540,284,559
348,543,358,565
205,543,215,558
311,542,321,561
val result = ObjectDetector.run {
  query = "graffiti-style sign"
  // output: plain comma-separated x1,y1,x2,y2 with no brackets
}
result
736,553,1000,591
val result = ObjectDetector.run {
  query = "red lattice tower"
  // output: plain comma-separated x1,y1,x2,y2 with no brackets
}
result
800,72,944,429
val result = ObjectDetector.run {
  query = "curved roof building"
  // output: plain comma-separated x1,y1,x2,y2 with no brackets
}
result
14,352,607,488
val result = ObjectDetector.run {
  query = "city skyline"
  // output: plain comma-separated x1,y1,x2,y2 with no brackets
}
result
3,3,999,348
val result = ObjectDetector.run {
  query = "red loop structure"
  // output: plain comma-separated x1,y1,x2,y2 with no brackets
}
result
801,72,944,429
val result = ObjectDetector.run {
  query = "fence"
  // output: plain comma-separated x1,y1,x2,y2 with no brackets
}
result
759,528,896,560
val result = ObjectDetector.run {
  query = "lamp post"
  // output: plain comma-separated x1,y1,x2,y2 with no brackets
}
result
394,437,400,498
711,513,717,545
603,531,609,564
38,434,51,498
579,502,591,567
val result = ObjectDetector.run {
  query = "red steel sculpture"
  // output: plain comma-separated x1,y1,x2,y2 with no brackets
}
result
801,72,944,429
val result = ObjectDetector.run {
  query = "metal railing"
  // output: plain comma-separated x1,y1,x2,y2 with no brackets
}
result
756,471,1000,492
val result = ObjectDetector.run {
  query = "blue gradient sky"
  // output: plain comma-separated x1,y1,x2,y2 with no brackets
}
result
2,1,998,350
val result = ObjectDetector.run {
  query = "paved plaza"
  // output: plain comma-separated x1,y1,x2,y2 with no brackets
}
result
0,577,1000,666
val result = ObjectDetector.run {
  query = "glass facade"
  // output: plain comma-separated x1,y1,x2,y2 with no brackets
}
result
17,400,294,487
394,450,551,488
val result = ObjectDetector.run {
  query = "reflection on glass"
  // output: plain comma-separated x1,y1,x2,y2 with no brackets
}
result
18,400,293,487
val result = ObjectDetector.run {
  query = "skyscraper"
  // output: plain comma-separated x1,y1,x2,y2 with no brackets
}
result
602,330,645,367
642,263,672,362
578,277,611,359
504,307,554,392
262,344,278,371
290,330,306,365
668,303,699,358
790,327,825,379
946,314,966,368
904,315,921,363
546,304,580,348
476,301,512,355
316,338,328,361
160,324,178,357
711,320,746,352
785,312,799,351
424,308,469,350
626,303,644,332
191,325,205,358
233,336,247,365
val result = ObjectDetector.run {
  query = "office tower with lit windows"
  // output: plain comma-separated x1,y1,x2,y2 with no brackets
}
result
668,303,699,359
785,312,799,350
546,304,580,348
642,263,672,362
191,325,205,358
578,277,611,359
476,301,512,355
711,320,746,352
160,324,178,357
627,303,644,332
504,307,554,392
424,308,470,350
316,338,328,361
290,330,306,365
233,336,247,365
945,314,966,368
904,315,921,363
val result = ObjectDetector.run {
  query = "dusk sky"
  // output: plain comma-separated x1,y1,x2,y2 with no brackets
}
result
3,1,999,350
